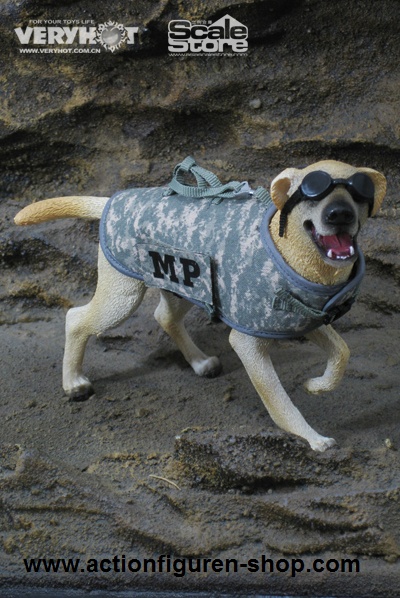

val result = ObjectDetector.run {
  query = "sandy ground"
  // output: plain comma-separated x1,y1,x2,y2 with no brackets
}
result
1,199,400,597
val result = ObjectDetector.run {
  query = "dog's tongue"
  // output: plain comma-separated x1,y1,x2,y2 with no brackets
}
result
319,232,355,260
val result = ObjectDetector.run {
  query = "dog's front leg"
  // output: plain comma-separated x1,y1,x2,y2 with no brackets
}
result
304,324,350,394
229,329,336,452
154,290,222,377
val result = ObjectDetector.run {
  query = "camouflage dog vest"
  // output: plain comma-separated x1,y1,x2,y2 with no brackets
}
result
100,157,364,339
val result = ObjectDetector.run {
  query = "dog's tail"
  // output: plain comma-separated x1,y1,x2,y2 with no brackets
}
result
14,196,109,226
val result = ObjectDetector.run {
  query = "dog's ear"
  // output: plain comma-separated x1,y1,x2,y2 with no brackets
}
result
358,167,387,216
270,168,299,210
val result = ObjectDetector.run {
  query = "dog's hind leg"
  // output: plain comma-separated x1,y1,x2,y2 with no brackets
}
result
63,248,146,400
229,329,336,452
154,290,222,377
303,325,350,394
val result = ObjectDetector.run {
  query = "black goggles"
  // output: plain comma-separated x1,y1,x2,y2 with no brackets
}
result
279,170,375,237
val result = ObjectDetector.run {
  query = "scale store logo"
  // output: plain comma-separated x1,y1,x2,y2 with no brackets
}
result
168,14,248,56
14,19,139,53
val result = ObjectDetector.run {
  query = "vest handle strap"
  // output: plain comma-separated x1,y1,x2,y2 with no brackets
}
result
167,156,249,199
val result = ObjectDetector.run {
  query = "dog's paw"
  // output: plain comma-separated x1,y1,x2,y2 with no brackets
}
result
309,435,337,452
192,356,222,378
304,376,336,394
64,377,94,402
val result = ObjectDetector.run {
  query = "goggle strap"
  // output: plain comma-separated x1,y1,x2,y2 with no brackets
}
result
279,213,287,237
279,189,303,237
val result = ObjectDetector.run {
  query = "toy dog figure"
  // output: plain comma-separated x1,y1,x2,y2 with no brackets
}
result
14,157,386,451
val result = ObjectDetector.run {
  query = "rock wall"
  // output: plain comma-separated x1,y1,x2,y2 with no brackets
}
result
1,1,400,596
1,0,400,202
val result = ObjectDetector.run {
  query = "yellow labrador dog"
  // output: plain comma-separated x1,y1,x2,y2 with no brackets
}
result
15,160,386,451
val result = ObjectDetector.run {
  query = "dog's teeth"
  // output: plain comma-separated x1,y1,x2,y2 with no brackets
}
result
350,245,355,256
327,249,334,259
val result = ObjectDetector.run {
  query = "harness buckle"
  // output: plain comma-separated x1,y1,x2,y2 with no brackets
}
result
323,298,355,325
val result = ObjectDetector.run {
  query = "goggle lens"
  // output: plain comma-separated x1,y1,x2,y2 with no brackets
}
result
301,171,332,198
349,172,375,202
300,170,374,205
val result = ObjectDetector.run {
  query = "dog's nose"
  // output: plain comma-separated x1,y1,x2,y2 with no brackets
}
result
323,201,356,226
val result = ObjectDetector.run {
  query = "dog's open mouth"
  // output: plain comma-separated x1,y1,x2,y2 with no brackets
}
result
307,224,357,262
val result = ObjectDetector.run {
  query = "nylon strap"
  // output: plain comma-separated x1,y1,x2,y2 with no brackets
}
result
254,186,272,205
273,288,356,325
168,156,247,199
272,289,328,323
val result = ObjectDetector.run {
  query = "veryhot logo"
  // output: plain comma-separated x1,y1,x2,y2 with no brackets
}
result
14,20,139,53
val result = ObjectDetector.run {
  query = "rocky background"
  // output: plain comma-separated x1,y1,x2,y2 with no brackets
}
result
1,0,400,596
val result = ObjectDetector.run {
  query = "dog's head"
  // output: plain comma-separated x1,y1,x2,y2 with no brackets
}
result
270,160,386,267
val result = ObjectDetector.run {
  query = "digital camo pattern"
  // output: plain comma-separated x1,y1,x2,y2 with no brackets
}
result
99,186,365,338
